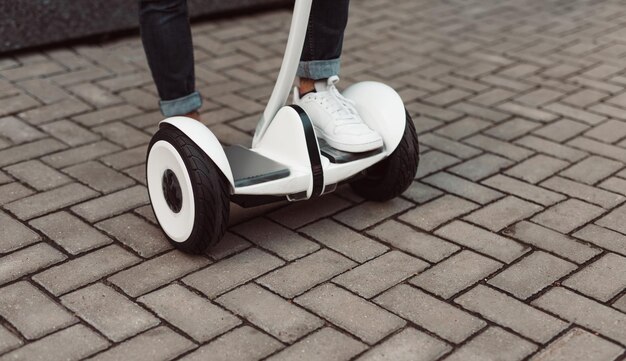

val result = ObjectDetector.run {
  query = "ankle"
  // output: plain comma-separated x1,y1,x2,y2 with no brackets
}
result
298,77,316,95
184,111,201,122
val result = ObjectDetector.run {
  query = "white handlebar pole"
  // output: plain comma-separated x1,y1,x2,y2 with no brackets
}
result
253,0,313,147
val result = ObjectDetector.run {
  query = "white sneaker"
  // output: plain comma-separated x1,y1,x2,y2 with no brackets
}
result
294,76,383,153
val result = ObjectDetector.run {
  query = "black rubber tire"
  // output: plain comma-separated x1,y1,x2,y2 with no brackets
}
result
147,124,230,254
349,111,419,201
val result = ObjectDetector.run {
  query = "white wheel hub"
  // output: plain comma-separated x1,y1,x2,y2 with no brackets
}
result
147,140,195,243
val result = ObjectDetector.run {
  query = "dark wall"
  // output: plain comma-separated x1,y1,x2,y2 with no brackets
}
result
0,0,290,53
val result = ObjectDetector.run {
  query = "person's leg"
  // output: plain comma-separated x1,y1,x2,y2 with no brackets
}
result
298,0,349,93
295,0,382,153
139,0,201,119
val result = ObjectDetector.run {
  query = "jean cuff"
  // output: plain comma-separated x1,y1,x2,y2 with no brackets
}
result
159,91,202,117
297,58,341,80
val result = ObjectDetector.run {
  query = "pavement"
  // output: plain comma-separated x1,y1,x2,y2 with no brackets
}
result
0,0,626,359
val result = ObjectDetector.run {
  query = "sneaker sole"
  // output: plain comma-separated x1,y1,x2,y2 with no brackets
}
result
314,126,383,153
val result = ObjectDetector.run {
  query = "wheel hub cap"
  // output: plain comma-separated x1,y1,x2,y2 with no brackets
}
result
162,169,183,213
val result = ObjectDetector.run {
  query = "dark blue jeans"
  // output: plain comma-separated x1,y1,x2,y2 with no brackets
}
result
139,0,350,116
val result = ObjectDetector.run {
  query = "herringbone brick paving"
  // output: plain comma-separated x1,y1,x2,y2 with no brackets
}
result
0,0,626,359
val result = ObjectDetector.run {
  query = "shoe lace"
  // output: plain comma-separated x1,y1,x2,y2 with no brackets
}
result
321,76,360,127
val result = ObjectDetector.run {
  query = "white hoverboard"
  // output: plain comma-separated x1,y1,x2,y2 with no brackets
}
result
146,0,420,254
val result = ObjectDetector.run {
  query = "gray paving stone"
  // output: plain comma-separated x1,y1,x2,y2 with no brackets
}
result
449,154,513,181
600,177,626,197
0,116,45,144
585,119,626,143
399,195,478,231
505,155,570,184
411,250,503,299
88,326,195,361
232,218,319,261
72,104,142,127
29,211,112,255
17,78,69,104
295,283,405,345
357,328,450,361
41,140,121,168
422,172,504,204
533,118,589,143
563,88,608,107
455,284,568,343
415,150,461,179
560,156,624,185
0,324,109,361
258,249,355,298
444,327,537,361
0,243,66,285
544,103,605,126
498,102,558,123
138,284,240,343
596,203,626,235
0,210,40,253
268,327,366,361
546,176,624,209
567,137,626,163
573,224,626,256
40,119,100,146
563,253,626,302
435,220,528,263
532,287,626,344
5,182,98,220
483,174,566,207
464,134,534,161
96,213,171,258
301,219,388,263
180,326,283,361
4,160,70,191
205,231,251,260
0,62,64,81
19,98,91,125
517,88,564,107
63,161,135,193
0,138,66,168
33,244,139,295
333,251,428,298
334,197,414,230
0,182,33,205
530,327,624,361
464,196,543,231
614,294,626,313
435,117,490,140
68,83,122,108
367,219,459,262
0,94,39,118
488,251,577,299
217,284,323,343
61,283,159,342
402,182,444,205
510,221,601,263
0,325,22,355
516,136,587,162
183,248,283,298
0,170,11,184
531,199,605,233
71,185,149,222
268,194,351,229
375,284,485,343
484,118,540,141
93,122,150,148
109,250,209,297
0,281,77,340
48,66,110,87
